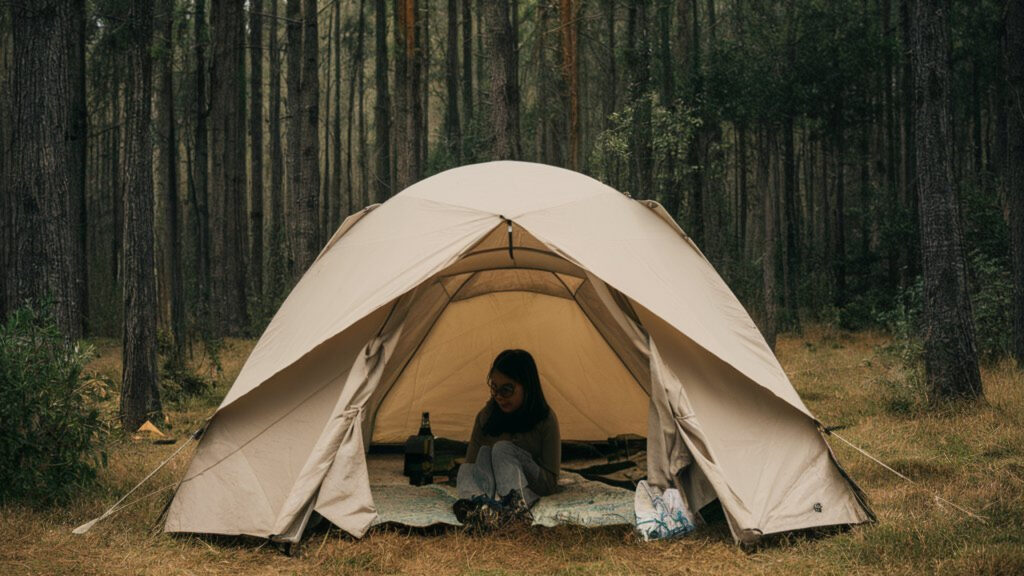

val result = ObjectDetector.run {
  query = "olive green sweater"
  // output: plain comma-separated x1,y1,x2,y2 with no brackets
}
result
465,404,561,496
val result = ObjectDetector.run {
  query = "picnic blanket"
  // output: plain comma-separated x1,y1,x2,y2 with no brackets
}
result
367,454,635,528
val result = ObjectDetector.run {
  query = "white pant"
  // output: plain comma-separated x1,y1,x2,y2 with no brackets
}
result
456,441,542,507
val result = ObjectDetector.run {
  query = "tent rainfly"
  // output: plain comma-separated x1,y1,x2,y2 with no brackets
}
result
164,161,874,544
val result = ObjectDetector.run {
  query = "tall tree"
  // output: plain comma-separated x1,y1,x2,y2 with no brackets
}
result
461,0,473,155
375,0,393,202
210,0,249,333
445,0,462,162
154,0,185,364
761,129,778,351
395,0,423,190
912,0,982,400
298,0,322,269
0,7,10,322
250,0,265,304
121,0,162,430
192,0,212,325
483,0,522,159
68,0,87,336
4,0,84,340
1008,0,1024,365
267,0,287,304
561,0,580,170
332,0,342,229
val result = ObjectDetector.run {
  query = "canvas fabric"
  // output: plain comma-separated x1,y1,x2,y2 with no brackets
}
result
164,161,873,544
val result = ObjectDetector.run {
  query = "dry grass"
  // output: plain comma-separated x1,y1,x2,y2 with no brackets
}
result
2,328,1022,575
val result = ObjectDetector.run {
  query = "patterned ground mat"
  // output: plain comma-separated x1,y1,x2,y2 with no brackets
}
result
367,454,636,528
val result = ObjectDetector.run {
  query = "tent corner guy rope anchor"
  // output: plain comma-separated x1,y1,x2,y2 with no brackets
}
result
823,427,989,523
72,421,208,535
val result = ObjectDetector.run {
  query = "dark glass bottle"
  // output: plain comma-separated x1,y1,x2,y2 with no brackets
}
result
405,411,435,486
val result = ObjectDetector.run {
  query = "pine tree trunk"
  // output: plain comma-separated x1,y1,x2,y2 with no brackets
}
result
333,0,344,228
5,0,83,340
760,127,778,351
912,0,982,400
899,0,918,283
561,0,579,170
483,0,522,160
832,101,847,309
357,0,369,209
193,0,211,323
210,0,249,334
461,0,473,153
445,0,462,161
375,0,393,202
68,0,87,337
296,0,321,272
1007,0,1024,365
626,0,652,199
121,0,162,431
154,0,184,364
602,0,616,132
250,0,265,304
783,113,800,328
395,0,423,190
268,0,287,303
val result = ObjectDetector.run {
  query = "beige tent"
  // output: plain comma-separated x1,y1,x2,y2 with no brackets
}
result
164,161,873,544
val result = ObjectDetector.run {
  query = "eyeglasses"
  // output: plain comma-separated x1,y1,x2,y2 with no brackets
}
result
488,379,517,399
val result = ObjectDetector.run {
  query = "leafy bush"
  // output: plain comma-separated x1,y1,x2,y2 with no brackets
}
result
968,248,1014,362
0,305,110,505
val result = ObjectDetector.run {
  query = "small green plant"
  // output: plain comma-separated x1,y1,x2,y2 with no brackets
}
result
0,304,110,505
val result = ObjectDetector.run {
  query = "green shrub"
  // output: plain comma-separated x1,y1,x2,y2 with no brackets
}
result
0,304,110,505
967,248,1014,362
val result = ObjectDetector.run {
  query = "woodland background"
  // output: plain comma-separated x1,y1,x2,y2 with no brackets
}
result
1,0,1022,428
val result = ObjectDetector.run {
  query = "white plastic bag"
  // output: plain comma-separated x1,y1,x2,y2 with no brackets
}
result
634,480,696,541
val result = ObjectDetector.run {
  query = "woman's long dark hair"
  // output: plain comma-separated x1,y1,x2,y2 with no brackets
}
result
482,349,552,435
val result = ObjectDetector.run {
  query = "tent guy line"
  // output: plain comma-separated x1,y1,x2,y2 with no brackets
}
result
827,430,988,523
73,426,203,535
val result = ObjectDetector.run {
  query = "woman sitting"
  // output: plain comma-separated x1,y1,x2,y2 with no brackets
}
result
452,349,561,528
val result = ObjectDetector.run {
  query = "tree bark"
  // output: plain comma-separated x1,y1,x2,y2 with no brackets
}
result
155,0,184,364
912,0,982,400
121,0,162,430
357,0,369,209
193,0,211,323
210,0,249,334
375,0,393,202
445,0,462,161
1007,0,1024,365
395,0,423,190
602,0,617,132
626,0,652,199
333,0,344,228
68,0,87,336
250,0,265,305
760,127,778,351
462,0,473,153
5,0,83,340
297,0,322,272
561,0,579,170
483,0,522,160
268,0,287,304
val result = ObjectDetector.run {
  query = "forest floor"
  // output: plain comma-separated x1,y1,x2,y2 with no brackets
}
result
1,326,1022,575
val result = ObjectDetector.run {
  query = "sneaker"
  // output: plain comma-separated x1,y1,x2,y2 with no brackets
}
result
475,499,503,530
499,490,533,526
453,495,503,531
452,498,477,524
